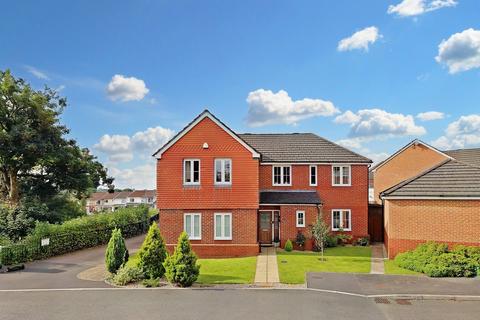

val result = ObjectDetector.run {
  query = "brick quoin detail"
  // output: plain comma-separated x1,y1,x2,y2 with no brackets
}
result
384,199,480,258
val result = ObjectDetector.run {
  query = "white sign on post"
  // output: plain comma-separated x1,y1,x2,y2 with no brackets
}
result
41,238,50,246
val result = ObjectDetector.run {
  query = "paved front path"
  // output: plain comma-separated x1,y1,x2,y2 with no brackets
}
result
0,234,145,290
254,247,279,286
1,289,479,320
370,243,385,274
307,272,480,296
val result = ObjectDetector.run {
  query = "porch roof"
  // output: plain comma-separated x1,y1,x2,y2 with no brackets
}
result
259,190,322,205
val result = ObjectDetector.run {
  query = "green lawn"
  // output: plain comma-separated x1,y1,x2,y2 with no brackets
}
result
277,246,371,284
197,256,257,284
384,260,422,275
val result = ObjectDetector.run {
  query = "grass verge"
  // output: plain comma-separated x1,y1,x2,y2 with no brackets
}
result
196,256,257,284
384,259,422,275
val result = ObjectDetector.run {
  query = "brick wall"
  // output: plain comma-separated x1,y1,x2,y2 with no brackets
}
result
157,117,259,210
373,143,448,203
384,199,480,258
159,208,258,257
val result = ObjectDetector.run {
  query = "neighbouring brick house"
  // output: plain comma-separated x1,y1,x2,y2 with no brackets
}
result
86,189,156,213
154,110,372,257
372,140,480,258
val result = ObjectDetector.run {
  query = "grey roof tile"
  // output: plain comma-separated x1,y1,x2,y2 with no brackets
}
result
239,133,372,163
260,190,322,204
444,148,480,168
382,160,480,198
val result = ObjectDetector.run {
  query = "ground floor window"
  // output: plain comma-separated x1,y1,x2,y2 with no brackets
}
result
331,209,351,231
296,210,305,227
214,213,232,240
184,213,201,239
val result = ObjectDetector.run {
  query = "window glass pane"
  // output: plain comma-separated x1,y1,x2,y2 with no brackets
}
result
193,215,200,238
215,215,222,237
333,211,340,229
224,160,231,182
224,215,231,237
311,166,316,185
185,161,191,183
185,215,192,237
283,167,290,184
193,161,200,182
273,167,281,184
343,211,350,229
215,159,222,182
342,166,350,185
297,212,304,225
333,167,341,184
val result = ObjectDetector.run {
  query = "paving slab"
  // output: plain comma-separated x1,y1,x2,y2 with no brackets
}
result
370,243,385,274
307,272,480,296
254,247,279,286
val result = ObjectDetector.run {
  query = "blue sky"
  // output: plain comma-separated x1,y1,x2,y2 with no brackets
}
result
1,0,479,189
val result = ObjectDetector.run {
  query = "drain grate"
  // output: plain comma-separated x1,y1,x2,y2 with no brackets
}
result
395,299,412,305
374,297,390,304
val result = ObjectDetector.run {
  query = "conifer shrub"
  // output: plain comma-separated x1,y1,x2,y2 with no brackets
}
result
105,228,128,274
284,239,293,252
138,223,167,279
163,231,200,287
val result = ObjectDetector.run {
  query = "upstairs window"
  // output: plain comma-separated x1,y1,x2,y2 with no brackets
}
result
331,209,351,231
215,159,232,185
273,165,291,186
332,165,351,186
309,165,317,186
184,159,200,185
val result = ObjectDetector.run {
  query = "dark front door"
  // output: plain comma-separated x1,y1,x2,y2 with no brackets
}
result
259,212,272,244
368,204,384,242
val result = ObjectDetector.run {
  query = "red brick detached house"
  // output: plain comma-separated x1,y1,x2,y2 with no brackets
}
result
154,110,372,257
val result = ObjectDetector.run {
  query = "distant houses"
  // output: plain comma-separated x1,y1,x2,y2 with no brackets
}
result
86,189,156,213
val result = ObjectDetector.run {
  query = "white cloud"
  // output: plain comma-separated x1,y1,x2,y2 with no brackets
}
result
335,109,426,140
246,89,339,127
94,126,174,163
387,0,457,17
431,114,480,149
416,111,445,121
24,65,50,80
435,28,480,74
109,163,156,190
106,74,149,102
366,152,390,165
336,139,389,166
337,26,382,52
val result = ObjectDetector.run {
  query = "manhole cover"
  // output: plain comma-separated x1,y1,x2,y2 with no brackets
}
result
281,260,287,264
374,297,390,304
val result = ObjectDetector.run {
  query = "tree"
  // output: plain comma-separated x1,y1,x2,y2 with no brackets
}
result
105,228,128,274
0,69,113,206
138,223,167,279
163,232,200,287
311,216,329,261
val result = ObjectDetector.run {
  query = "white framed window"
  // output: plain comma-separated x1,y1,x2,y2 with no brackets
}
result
331,209,351,231
184,213,201,240
214,213,232,240
332,165,351,186
296,210,305,227
214,159,232,185
309,165,317,186
272,165,292,186
184,159,200,185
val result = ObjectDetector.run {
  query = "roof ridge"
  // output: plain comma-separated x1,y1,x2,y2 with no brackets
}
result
444,147,480,152
381,158,452,197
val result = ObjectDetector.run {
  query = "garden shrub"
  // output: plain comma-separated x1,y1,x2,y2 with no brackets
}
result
395,242,479,277
355,237,369,247
105,228,128,274
142,277,161,287
1,206,149,265
284,239,293,252
138,223,167,279
163,231,200,287
112,264,144,286
325,235,338,247
295,231,306,248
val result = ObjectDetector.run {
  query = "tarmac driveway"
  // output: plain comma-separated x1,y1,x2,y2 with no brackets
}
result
307,272,480,296
0,235,145,290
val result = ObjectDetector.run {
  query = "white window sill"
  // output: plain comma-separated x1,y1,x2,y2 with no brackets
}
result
214,237,232,240
331,228,352,232
332,184,351,187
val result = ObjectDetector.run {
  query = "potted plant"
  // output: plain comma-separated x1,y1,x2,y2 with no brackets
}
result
336,229,352,246
295,231,306,251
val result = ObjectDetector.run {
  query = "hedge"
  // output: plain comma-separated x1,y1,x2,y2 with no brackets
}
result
395,242,480,277
0,206,149,266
